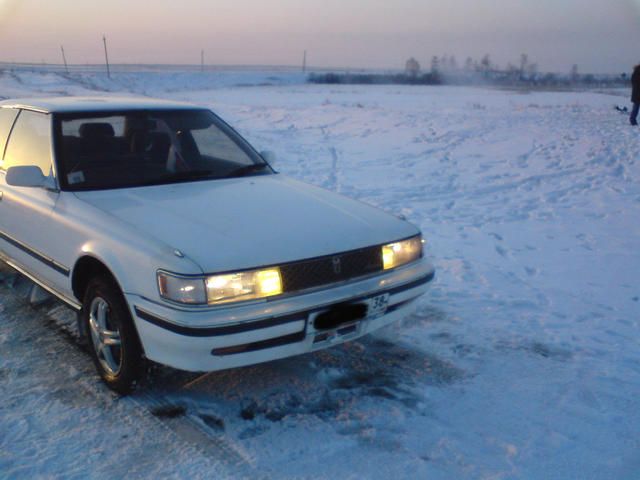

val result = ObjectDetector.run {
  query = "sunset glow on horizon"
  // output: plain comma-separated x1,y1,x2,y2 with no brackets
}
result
1,0,639,73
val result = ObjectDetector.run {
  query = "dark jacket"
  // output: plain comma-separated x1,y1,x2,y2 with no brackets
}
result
632,66,640,103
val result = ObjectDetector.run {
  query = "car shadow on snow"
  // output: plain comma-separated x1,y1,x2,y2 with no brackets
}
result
139,327,466,442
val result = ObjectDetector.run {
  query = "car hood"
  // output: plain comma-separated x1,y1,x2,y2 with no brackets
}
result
73,175,418,273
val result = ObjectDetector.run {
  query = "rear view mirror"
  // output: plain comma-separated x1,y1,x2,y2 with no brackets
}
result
5,165,47,188
260,150,276,167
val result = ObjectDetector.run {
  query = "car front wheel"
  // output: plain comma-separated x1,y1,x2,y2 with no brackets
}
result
83,276,144,394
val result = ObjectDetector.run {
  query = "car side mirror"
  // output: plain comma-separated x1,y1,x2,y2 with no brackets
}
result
260,150,276,167
5,165,48,188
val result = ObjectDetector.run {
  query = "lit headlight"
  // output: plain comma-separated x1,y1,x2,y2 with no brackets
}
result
206,268,283,305
382,235,423,270
157,271,207,304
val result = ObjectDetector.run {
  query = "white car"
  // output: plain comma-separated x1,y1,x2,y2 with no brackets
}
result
0,96,435,393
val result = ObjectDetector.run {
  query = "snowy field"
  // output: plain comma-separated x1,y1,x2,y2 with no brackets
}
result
1,68,639,479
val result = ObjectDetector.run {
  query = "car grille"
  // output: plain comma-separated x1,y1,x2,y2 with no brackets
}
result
280,245,383,293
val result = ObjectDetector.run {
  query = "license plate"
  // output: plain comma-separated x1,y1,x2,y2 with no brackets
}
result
367,293,390,319
311,293,390,346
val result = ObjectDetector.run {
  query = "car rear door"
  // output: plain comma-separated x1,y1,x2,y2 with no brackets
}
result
0,109,67,287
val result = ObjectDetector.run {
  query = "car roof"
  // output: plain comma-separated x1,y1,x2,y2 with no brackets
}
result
0,96,202,114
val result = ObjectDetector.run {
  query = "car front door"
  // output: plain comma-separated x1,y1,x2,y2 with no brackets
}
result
0,109,67,288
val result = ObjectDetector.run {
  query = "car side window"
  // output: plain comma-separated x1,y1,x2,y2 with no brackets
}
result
0,108,19,161
191,124,253,166
1,110,53,176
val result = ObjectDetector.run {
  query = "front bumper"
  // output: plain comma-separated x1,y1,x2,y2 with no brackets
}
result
126,259,434,372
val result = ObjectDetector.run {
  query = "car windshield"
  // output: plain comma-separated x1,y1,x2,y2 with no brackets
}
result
55,109,271,190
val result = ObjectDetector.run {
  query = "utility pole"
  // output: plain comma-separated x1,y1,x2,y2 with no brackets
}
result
60,45,69,73
102,35,111,78
201,49,204,72
302,50,307,73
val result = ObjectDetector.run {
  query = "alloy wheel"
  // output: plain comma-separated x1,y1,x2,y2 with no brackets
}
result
88,296,122,376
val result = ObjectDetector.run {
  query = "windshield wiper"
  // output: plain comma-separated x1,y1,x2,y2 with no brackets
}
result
141,170,216,186
225,163,269,178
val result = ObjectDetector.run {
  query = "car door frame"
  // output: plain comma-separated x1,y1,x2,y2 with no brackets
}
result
0,108,70,292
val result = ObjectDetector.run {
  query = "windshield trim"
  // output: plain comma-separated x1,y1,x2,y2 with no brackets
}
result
52,108,273,192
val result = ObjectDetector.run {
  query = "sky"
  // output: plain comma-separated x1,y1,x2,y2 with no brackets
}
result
1,0,639,74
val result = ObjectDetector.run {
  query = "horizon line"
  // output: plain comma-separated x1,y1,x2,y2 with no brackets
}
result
0,60,629,77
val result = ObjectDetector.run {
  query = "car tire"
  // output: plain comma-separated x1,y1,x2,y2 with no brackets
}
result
82,275,144,394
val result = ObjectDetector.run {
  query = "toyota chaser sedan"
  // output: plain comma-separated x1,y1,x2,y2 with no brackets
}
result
0,97,435,393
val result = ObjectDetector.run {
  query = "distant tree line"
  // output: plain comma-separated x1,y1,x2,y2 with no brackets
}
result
309,54,629,88
308,71,443,86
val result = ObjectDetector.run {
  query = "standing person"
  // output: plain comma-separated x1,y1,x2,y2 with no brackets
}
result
631,64,640,126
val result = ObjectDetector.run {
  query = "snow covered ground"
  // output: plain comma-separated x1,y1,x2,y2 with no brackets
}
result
1,68,639,479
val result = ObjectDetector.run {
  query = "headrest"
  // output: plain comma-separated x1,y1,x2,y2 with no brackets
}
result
79,123,115,139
